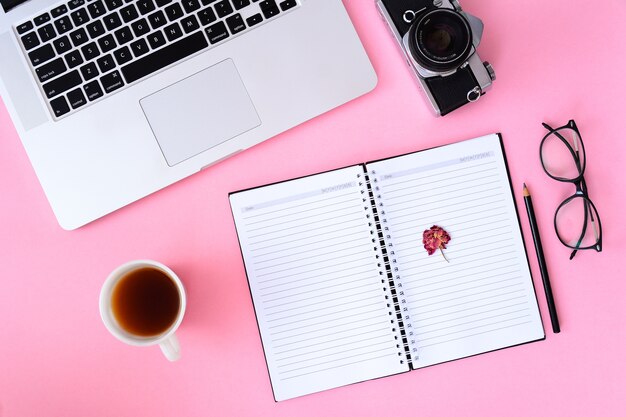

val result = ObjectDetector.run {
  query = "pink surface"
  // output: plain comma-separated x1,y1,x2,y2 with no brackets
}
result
1,0,625,415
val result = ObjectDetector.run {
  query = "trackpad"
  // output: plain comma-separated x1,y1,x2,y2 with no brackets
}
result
140,59,261,166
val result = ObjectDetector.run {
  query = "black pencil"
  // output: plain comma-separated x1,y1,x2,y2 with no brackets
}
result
523,183,560,333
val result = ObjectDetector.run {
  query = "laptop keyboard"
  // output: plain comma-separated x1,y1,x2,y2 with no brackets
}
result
15,0,299,119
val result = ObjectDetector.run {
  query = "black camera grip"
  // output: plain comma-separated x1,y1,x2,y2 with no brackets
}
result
424,66,481,116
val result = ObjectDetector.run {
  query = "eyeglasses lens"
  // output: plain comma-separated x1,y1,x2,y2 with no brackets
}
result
555,196,600,249
541,128,585,180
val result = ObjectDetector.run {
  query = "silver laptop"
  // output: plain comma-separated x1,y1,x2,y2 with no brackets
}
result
0,0,377,229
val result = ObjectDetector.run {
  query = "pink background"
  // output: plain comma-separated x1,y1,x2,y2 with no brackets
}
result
1,0,625,415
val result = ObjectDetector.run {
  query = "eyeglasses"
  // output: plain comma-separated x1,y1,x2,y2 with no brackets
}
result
539,119,602,259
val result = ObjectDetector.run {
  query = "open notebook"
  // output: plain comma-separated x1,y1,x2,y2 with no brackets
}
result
229,134,545,401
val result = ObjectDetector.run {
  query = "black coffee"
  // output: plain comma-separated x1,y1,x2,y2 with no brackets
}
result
111,267,180,337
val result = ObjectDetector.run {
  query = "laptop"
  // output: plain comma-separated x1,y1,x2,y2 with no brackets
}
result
0,0,377,230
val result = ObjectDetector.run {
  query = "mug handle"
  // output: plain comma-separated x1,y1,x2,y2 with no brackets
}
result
159,334,181,361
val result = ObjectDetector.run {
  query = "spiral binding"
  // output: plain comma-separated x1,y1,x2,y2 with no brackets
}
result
358,171,413,366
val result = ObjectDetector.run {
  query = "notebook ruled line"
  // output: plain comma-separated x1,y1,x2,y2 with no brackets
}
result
267,302,383,329
387,187,500,217
244,196,358,226
263,282,374,303
254,243,371,270
415,302,530,330
262,277,376,306
265,292,381,320
271,317,389,341
384,171,499,201
279,354,396,381
380,161,497,192
418,321,533,349
241,191,356,220
259,267,373,291
250,224,364,250
416,308,530,336
273,326,390,351
253,232,366,261
278,347,397,375
410,291,527,316
275,336,393,362
257,254,373,280
248,212,363,240
277,340,393,368
385,175,500,205
416,316,532,344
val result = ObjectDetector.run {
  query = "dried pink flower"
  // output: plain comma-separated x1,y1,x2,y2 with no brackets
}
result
423,225,451,262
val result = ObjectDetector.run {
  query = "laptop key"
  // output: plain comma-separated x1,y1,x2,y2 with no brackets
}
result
70,8,90,26
197,7,216,25
87,0,106,18
68,0,86,10
164,3,183,21
80,61,100,80
163,22,183,41
36,57,67,82
69,27,89,46
225,14,245,34
182,0,200,14
119,4,139,22
16,21,34,34
21,32,40,50
131,18,150,36
137,0,156,15
51,5,69,17
121,31,208,83
96,54,115,72
114,26,134,44
81,41,100,60
37,24,57,42
103,12,122,30
147,30,166,49
54,16,74,34
155,0,172,6
53,35,72,54
200,0,217,5
86,20,106,38
130,38,149,56
100,70,124,93
104,0,124,10
42,69,81,98
213,0,232,18
259,0,278,18
180,15,199,33
83,80,104,100
205,20,228,43
245,13,262,27
231,0,249,10
50,95,71,117
65,50,84,68
148,10,167,29
34,13,51,26
67,88,87,108
28,43,55,66
113,45,132,64
279,0,295,11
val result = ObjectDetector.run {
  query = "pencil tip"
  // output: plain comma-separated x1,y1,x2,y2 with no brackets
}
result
522,183,530,197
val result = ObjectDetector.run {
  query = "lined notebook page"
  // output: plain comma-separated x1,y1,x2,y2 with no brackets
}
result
366,134,544,368
230,165,409,401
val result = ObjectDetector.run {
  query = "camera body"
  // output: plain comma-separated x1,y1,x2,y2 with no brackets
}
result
377,0,496,116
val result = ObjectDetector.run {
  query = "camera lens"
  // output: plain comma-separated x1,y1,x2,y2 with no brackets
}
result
409,9,473,72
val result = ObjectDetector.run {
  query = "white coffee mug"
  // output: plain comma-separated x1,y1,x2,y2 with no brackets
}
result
99,260,186,361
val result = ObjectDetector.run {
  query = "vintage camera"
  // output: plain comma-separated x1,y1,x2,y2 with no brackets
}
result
377,0,496,116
